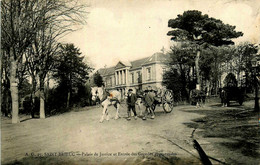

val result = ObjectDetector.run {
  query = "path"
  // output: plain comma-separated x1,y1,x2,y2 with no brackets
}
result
1,103,213,164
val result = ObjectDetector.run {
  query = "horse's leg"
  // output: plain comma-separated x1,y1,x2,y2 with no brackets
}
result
114,103,120,120
100,107,106,123
100,100,109,123
137,99,142,116
106,108,109,121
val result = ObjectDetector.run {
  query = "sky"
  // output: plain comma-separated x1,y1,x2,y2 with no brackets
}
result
61,0,260,70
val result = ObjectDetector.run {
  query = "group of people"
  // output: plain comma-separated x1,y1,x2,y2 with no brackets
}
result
190,85,206,108
96,85,158,123
126,86,156,120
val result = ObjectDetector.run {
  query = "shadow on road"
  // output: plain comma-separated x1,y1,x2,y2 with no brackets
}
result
182,101,260,164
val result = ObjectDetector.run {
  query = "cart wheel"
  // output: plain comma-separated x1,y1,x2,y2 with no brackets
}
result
162,90,174,113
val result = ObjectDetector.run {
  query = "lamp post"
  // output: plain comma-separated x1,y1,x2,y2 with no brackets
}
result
251,57,259,112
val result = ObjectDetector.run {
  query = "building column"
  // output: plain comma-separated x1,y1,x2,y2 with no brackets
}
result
119,70,121,85
125,69,128,85
118,71,120,85
122,70,125,84
121,70,123,85
115,71,118,85
124,70,126,84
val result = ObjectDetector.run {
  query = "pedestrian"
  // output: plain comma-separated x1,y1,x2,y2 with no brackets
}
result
200,89,206,107
143,87,155,120
194,84,201,108
220,88,227,107
136,88,144,116
126,89,138,120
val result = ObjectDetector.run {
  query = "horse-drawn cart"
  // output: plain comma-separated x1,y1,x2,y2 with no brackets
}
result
150,89,175,113
220,86,245,106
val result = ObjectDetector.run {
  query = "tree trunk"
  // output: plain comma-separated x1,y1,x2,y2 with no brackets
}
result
67,91,71,108
46,74,49,102
39,77,45,119
40,96,45,118
46,74,49,115
31,76,37,118
67,73,71,108
195,50,201,88
0,50,2,116
10,57,20,123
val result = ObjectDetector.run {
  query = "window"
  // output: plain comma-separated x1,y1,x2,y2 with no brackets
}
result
131,73,134,84
137,71,142,83
106,77,112,86
110,77,112,86
146,67,151,80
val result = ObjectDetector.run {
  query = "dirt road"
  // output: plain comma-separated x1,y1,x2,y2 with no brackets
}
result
2,100,259,164
2,103,205,164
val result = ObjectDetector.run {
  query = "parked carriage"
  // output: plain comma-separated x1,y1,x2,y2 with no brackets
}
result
148,88,175,113
220,86,245,106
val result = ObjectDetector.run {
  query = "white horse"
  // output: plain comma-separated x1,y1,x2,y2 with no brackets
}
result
91,87,103,105
91,87,121,123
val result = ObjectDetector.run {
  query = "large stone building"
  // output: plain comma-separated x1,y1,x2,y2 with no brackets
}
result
98,52,169,97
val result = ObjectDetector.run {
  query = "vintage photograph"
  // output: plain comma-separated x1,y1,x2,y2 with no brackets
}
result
1,0,260,164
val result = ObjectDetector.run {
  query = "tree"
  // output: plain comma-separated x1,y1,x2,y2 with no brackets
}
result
199,45,235,94
163,68,186,102
93,71,104,87
233,42,258,91
224,73,237,87
1,0,41,123
1,0,87,123
25,27,60,118
167,10,243,88
1,51,10,116
54,44,92,108
163,43,197,101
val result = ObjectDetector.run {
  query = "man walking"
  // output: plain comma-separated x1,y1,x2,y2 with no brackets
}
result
143,87,155,120
136,88,144,116
127,89,137,120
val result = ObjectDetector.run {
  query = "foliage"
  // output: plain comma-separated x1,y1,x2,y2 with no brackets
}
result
233,43,258,91
1,0,88,122
71,83,92,107
163,68,194,102
163,43,197,101
93,71,104,87
53,43,92,108
224,73,238,87
46,83,92,115
167,10,243,46
165,10,244,100
55,44,91,85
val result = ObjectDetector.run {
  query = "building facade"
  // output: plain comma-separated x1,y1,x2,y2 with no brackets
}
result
98,52,169,97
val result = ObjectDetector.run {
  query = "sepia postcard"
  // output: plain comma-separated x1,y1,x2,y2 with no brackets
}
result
1,0,260,164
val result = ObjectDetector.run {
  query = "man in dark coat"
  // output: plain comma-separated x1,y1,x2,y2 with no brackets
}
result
143,88,155,120
126,89,137,120
220,88,228,107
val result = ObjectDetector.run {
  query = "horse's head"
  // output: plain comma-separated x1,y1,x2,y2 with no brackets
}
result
91,87,98,101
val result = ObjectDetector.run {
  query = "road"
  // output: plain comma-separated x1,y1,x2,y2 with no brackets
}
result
1,102,226,164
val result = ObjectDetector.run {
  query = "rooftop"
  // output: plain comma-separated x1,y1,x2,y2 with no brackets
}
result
98,52,169,76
